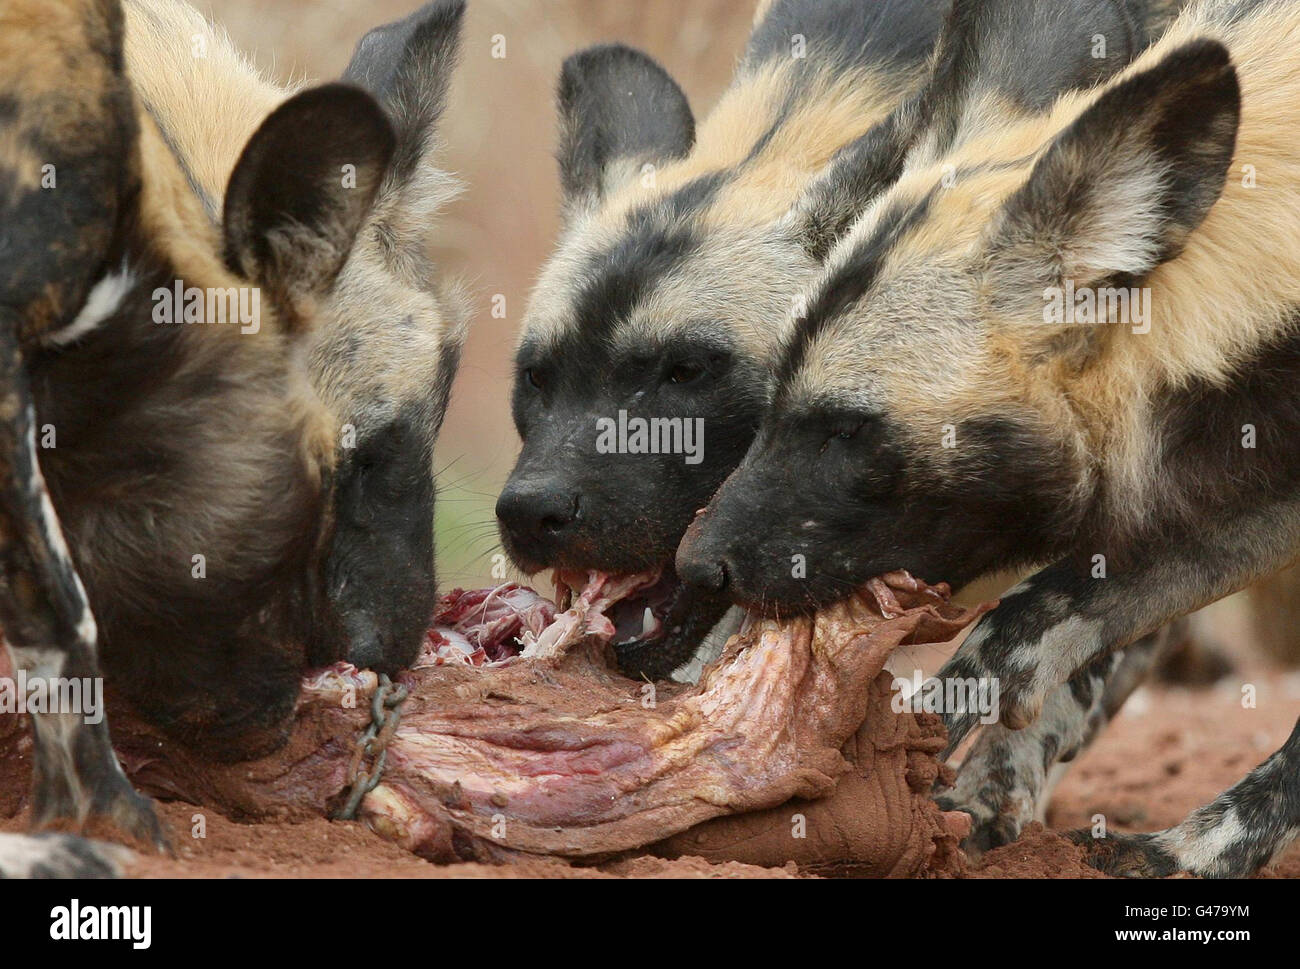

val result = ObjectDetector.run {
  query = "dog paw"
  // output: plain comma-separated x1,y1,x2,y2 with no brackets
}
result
1067,829,1181,877
0,832,130,879
87,779,170,854
34,768,170,854
935,788,1032,857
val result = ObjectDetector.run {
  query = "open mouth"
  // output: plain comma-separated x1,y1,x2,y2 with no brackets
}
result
419,566,732,681
422,584,557,667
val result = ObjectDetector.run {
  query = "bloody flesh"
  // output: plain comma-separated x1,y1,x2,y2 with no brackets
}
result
0,572,991,872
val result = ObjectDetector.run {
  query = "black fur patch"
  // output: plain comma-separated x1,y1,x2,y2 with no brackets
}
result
544,177,724,361
779,188,937,385
326,402,436,674
342,0,466,184
797,109,917,261
505,314,766,575
556,44,695,205
920,0,1145,153
1154,318,1300,522
744,0,947,75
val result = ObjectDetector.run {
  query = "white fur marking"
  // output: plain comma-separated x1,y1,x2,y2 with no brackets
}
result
24,415,97,648
1160,809,1248,873
0,832,129,878
46,265,134,347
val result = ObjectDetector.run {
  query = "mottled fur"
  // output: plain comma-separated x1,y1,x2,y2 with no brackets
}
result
686,0,1300,876
500,0,951,679
122,0,470,672
0,0,441,875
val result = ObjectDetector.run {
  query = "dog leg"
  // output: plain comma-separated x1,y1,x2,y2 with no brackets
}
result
0,0,166,854
1071,715,1300,877
0,331,164,850
937,627,1172,853
937,500,1300,753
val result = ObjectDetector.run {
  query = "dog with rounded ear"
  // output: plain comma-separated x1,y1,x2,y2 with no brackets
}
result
682,0,1300,874
223,84,396,331
499,0,1181,685
0,0,415,874
122,0,471,675
498,0,953,683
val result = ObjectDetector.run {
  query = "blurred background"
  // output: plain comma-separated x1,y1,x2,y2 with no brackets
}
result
203,0,756,589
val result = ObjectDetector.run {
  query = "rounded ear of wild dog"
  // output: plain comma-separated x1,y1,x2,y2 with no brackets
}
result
791,0,1160,264
0,0,137,337
222,83,397,329
785,0,978,261
343,0,466,186
980,40,1241,354
556,44,695,218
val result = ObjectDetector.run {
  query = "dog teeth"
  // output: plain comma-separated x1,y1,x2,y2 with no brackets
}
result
642,607,656,637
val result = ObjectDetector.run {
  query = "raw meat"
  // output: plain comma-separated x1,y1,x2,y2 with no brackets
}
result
0,573,990,873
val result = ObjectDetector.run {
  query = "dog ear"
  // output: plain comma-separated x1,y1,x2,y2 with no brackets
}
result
343,0,465,184
791,0,1148,265
983,40,1239,346
917,0,1141,157
222,83,396,328
0,0,138,337
555,44,695,217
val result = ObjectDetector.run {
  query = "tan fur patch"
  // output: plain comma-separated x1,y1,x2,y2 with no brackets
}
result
598,64,919,231
123,0,288,212
132,108,335,476
123,0,467,429
525,25,928,360
794,0,1300,528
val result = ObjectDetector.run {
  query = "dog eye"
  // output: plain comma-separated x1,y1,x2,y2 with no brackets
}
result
524,368,546,391
824,418,870,449
668,363,705,385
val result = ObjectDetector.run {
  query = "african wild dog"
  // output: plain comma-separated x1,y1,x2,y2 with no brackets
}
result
682,0,1194,851
497,0,952,681
496,0,1183,684
803,0,1195,854
680,0,1300,877
121,0,469,674
0,0,456,874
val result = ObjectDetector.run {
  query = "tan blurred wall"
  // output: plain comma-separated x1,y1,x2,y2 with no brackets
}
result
202,0,756,587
